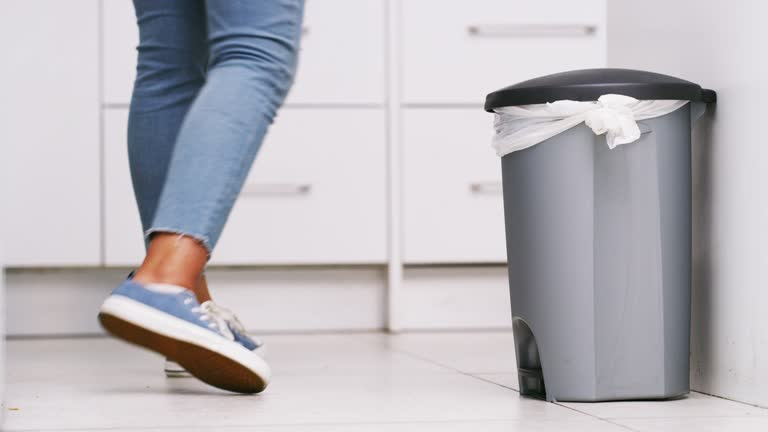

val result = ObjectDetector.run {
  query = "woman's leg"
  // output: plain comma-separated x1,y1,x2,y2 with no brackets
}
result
132,0,305,288
128,0,213,297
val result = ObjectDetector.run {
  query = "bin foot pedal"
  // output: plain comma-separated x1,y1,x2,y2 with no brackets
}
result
518,367,546,399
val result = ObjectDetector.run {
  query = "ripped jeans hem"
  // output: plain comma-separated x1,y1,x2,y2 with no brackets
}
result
144,227,213,258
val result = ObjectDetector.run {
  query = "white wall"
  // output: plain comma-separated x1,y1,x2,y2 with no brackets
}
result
608,0,768,408
0,260,5,416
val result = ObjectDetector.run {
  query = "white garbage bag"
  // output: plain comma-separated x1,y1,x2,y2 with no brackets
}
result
491,94,688,157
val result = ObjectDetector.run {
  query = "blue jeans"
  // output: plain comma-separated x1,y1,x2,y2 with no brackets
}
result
128,0,304,254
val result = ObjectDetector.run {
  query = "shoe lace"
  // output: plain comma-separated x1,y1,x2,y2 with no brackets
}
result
200,301,248,335
184,297,221,332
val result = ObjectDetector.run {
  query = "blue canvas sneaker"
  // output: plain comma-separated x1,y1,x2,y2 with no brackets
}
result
98,280,270,393
164,301,266,378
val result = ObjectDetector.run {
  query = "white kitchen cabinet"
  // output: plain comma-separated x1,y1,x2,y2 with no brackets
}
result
3,0,616,333
401,0,606,104
214,108,388,264
102,109,143,265
102,0,386,105
104,108,388,266
101,0,135,105
402,108,506,263
0,0,101,266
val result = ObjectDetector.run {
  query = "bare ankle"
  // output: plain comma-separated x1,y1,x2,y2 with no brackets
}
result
195,274,213,303
132,232,209,294
132,267,196,290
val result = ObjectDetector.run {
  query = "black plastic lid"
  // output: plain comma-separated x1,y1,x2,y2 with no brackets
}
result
484,68,716,111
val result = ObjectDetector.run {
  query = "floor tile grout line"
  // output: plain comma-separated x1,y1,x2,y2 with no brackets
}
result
389,348,523,381
390,348,543,398
551,402,641,432
1,417,639,432
601,414,768,421
7,416,768,432
388,348,768,428
10,336,768,431
389,347,613,425
391,348,542,398
551,401,641,431
552,393,768,425
556,390,768,423
387,344,523,377
600,418,643,432
388,348,476,375
390,348,546,398
692,389,768,411
464,373,521,392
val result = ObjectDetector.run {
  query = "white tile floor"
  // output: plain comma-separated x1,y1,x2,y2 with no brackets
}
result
4,332,768,431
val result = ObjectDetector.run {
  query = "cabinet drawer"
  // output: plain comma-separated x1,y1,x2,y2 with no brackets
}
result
102,0,385,105
214,108,387,264
401,0,606,104
402,109,506,263
104,108,387,266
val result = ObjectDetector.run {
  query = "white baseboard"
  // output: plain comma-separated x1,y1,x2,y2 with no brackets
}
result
6,268,124,336
204,267,386,332
4,265,513,336
399,266,512,330
4,267,386,336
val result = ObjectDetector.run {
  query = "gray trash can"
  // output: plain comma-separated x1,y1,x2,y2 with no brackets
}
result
484,69,716,402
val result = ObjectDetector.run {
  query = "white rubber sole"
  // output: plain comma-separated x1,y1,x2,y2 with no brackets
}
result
99,295,271,393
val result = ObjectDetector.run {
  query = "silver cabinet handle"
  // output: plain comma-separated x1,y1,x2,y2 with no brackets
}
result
241,183,312,196
470,181,503,194
467,24,596,38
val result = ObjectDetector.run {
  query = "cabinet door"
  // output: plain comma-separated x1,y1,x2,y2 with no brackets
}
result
0,0,101,266
402,109,506,263
103,109,143,265
103,0,386,105
104,108,388,265
401,0,606,104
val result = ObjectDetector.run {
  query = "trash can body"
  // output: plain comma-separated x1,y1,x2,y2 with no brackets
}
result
487,68,714,402
502,105,693,402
